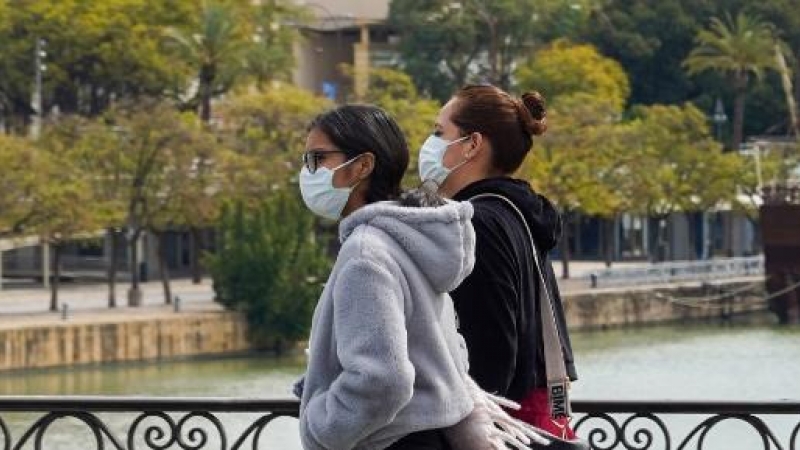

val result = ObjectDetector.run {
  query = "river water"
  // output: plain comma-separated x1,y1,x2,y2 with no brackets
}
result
2,319,799,449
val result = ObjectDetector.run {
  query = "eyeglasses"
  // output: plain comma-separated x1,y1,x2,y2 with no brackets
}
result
301,149,348,174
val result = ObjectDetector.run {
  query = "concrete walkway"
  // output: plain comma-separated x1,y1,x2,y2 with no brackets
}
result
0,278,221,329
0,261,642,323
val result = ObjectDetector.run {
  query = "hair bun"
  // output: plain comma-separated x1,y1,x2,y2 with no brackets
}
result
521,91,547,136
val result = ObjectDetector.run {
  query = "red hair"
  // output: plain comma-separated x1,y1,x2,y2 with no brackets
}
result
451,85,547,174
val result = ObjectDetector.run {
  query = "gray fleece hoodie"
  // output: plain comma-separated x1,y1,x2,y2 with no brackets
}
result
299,200,476,450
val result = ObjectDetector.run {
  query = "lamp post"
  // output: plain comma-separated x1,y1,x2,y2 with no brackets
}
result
30,37,47,140
702,98,729,259
712,97,728,145
30,37,50,288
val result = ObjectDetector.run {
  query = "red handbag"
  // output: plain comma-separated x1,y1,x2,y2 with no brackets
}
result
511,388,576,440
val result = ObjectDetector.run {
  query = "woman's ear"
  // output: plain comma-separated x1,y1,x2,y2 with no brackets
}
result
465,132,484,158
355,152,376,181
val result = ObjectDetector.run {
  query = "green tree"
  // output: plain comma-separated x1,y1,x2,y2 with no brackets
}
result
388,0,578,99
0,130,95,310
388,0,481,100
142,115,221,304
207,191,331,352
517,44,630,274
0,134,51,237
683,13,785,149
516,40,630,111
0,0,29,132
216,83,333,200
749,1,800,134
522,93,622,277
1,0,195,123
82,101,201,306
30,144,95,311
339,65,441,184
165,0,259,282
581,0,710,106
466,0,544,88
48,116,129,307
165,0,251,123
625,103,738,260
246,0,308,87
38,121,101,310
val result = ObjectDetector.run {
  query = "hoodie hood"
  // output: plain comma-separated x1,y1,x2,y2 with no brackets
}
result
339,200,475,293
453,177,562,252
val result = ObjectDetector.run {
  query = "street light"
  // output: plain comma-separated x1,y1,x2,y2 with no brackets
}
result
712,97,728,144
30,37,47,140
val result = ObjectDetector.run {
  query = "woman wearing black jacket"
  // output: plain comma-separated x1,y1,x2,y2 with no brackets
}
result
417,84,579,439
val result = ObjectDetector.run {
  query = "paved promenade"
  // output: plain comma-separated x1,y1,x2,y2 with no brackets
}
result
0,278,221,328
0,261,654,327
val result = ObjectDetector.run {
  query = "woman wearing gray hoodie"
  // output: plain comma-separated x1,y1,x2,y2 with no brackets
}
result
296,105,543,450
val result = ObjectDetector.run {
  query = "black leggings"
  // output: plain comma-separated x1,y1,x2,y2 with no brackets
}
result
386,429,451,450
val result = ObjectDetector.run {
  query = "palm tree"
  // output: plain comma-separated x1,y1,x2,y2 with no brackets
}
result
166,0,249,123
165,1,250,283
683,12,783,150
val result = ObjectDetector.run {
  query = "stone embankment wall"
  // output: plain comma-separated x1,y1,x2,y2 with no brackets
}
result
0,278,766,371
0,311,249,371
563,278,766,329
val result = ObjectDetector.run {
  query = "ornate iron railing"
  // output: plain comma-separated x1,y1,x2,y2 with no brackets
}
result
574,400,800,450
0,397,798,449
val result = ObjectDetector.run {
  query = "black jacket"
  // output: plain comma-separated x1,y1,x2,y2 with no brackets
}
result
451,177,577,401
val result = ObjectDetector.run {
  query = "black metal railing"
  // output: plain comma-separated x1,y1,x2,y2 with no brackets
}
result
573,400,800,450
0,397,798,449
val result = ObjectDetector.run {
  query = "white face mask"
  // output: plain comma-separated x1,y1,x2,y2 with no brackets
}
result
418,135,470,186
299,157,359,221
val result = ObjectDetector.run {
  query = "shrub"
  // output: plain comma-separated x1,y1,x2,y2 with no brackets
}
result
208,190,331,353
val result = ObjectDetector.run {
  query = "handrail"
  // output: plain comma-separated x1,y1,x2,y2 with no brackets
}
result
3,396,799,414
0,396,301,413
585,256,765,288
0,397,798,449
574,399,800,414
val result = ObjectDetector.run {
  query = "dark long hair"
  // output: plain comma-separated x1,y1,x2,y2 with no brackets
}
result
309,104,409,204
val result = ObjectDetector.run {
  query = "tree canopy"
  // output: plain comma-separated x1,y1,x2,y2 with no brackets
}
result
517,40,630,111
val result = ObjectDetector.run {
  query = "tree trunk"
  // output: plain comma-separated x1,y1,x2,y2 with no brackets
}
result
128,229,142,306
655,216,669,262
49,243,61,312
156,231,173,305
487,19,499,85
725,212,735,257
732,76,748,150
687,212,699,260
794,67,800,131
559,217,571,279
604,216,616,267
200,92,211,124
108,228,118,308
199,67,213,124
650,216,668,262
190,227,203,284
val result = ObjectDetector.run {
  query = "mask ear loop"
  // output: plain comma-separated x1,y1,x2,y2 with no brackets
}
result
330,154,360,172
332,153,370,190
446,133,476,173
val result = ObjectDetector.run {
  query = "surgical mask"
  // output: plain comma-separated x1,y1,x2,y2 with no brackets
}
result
418,135,470,186
299,157,359,221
